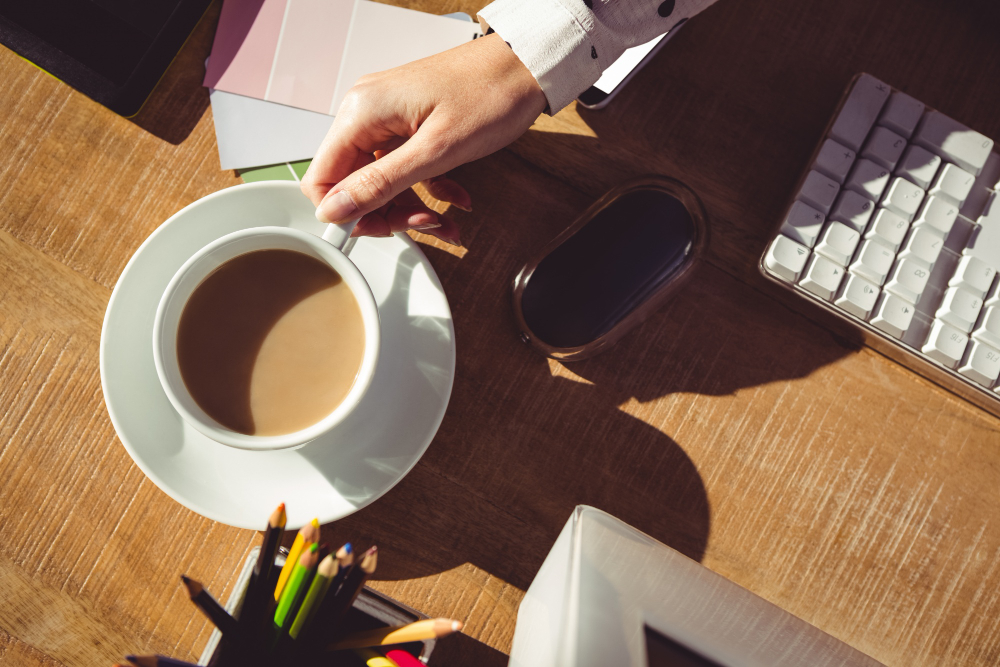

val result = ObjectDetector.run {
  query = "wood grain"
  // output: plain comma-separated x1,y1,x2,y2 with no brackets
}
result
1,0,999,665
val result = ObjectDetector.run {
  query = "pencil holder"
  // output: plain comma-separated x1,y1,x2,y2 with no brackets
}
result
198,547,435,666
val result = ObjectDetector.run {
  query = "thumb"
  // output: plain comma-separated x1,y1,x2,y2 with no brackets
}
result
314,135,441,224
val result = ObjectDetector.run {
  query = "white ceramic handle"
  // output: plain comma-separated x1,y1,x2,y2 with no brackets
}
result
321,218,359,254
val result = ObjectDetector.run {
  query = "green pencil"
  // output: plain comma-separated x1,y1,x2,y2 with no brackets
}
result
274,542,319,632
288,553,337,639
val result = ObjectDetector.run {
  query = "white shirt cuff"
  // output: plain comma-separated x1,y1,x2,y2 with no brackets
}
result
478,0,602,113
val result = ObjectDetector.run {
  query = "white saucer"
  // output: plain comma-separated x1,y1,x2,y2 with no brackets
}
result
100,182,455,529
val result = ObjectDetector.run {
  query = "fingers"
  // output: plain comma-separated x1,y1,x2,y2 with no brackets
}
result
301,128,374,208
424,176,472,212
314,130,443,224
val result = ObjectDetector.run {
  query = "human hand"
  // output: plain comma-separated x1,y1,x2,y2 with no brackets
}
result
301,33,547,243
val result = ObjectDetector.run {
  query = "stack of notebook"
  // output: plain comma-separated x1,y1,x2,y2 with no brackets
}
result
203,0,479,180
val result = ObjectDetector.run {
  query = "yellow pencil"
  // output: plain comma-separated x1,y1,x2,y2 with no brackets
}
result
274,542,319,631
274,518,319,601
288,553,337,639
328,618,463,650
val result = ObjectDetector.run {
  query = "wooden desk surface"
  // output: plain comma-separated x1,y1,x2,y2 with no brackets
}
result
2,0,999,665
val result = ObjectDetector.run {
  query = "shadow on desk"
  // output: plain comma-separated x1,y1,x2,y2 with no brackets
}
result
128,1,218,144
322,144,853,599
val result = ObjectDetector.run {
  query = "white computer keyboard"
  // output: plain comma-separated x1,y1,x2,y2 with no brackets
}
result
760,73,1000,416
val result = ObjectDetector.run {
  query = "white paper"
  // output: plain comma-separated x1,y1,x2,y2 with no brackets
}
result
210,87,335,170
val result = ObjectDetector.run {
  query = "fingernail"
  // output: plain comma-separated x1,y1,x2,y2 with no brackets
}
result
451,201,472,212
441,236,463,247
410,222,442,231
316,191,357,224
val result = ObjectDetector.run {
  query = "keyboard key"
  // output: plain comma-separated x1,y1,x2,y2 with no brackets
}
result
845,159,890,202
878,91,924,138
813,139,855,184
870,292,914,338
950,255,996,298
830,74,890,151
913,110,994,176
929,162,976,207
966,192,1000,271
861,126,906,170
864,208,909,251
830,190,875,232
850,239,895,286
780,201,826,248
896,145,941,190
835,273,879,319
936,285,983,333
815,221,861,266
985,278,1000,309
885,256,931,303
972,306,1000,351
922,320,969,369
765,235,810,282
958,339,1000,387
899,225,944,268
913,195,959,235
799,254,845,300
798,170,839,214
881,177,926,221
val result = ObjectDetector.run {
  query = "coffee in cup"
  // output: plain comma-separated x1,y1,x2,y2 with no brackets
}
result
153,226,381,451
176,248,366,437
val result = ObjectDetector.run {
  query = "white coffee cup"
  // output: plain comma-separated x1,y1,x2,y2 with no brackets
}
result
152,221,380,451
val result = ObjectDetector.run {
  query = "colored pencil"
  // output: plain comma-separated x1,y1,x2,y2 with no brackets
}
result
288,553,337,640
384,650,425,667
331,542,354,583
354,648,398,667
320,546,377,629
274,542,320,631
328,618,463,650
274,518,320,601
241,503,286,633
181,575,239,637
126,656,199,667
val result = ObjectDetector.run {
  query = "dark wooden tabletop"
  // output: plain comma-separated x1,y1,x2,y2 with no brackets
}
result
1,0,999,665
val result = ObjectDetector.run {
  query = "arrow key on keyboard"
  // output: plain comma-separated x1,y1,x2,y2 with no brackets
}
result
936,285,983,333
871,292,915,338
950,255,996,298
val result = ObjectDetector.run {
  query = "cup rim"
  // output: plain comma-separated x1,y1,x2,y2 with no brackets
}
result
152,226,381,451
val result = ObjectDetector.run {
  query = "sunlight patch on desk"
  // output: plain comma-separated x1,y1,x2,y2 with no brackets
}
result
547,358,595,384
530,105,598,138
